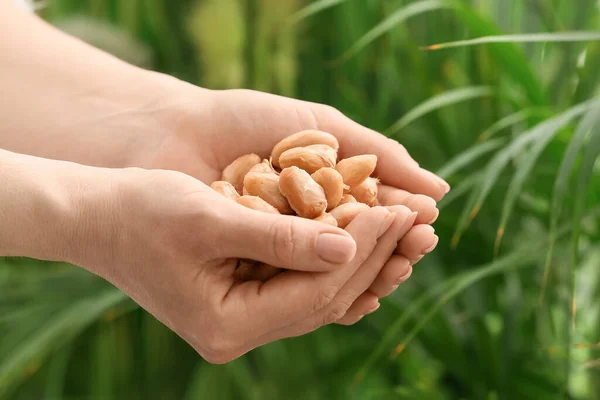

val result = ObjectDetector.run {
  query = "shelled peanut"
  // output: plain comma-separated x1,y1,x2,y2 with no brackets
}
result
210,129,380,282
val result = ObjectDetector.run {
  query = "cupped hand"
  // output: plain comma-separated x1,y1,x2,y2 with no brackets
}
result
150,88,449,204
84,168,419,363
141,87,445,301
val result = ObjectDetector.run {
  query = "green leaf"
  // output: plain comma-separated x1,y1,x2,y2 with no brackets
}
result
567,107,600,386
541,108,600,305
386,86,493,135
424,32,600,50
0,288,128,397
356,247,541,383
437,172,482,211
442,0,547,105
478,108,551,142
452,99,600,245
335,0,447,63
436,138,505,179
285,0,347,27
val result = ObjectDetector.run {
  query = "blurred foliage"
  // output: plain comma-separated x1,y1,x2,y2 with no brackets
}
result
2,0,600,399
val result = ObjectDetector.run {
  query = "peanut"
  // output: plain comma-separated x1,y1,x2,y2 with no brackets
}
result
210,181,240,201
313,213,338,227
335,154,377,188
279,145,337,174
279,166,327,219
350,177,379,206
234,260,281,282
271,130,339,168
338,194,357,205
222,153,262,194
249,159,277,174
311,167,344,211
330,202,370,228
243,172,293,214
236,195,280,214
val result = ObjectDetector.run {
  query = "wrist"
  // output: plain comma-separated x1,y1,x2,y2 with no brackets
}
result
0,151,89,262
0,150,126,273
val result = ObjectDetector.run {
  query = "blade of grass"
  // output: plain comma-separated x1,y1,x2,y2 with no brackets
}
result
451,176,482,248
567,115,600,390
436,138,506,179
478,108,551,142
452,99,599,246
355,248,540,384
285,0,346,27
353,272,460,384
494,121,589,256
356,206,600,384
437,172,482,211
423,32,600,50
541,107,600,306
386,86,493,135
442,0,546,105
0,288,128,397
43,344,73,400
334,0,448,64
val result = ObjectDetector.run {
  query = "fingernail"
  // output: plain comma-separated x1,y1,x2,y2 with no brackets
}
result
422,235,439,254
427,208,440,225
316,233,357,264
409,211,418,224
377,212,396,237
365,301,380,315
395,267,413,285
423,169,450,194
437,176,451,194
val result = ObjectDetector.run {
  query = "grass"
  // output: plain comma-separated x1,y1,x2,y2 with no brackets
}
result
2,0,600,399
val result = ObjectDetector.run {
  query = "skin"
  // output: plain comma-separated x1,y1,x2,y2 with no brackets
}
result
0,1,448,362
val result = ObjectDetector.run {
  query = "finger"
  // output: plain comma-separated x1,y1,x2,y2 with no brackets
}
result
368,256,412,298
395,224,439,264
378,185,439,224
312,106,450,201
236,206,413,348
220,204,357,272
226,206,393,337
336,291,380,326
303,205,415,330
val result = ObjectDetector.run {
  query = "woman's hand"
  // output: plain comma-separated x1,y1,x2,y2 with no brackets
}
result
90,169,422,363
0,150,419,363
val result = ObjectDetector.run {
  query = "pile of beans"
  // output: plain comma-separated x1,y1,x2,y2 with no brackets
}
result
210,130,379,282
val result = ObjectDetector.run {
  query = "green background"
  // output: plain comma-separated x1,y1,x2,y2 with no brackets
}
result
2,0,600,399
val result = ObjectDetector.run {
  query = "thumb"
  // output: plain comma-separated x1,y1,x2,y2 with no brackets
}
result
223,206,357,272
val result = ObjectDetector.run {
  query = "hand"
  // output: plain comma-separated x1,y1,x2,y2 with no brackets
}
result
74,167,419,362
140,87,446,297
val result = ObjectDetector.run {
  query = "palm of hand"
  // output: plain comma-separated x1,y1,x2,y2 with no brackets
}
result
129,88,446,361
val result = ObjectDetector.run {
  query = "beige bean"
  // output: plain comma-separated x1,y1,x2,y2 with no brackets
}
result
243,172,293,214
350,177,379,206
271,130,339,168
222,153,262,194
279,166,327,219
279,145,337,174
313,213,338,227
249,159,277,174
338,194,357,205
311,167,344,211
330,202,370,228
210,181,240,201
335,154,377,188
236,195,280,214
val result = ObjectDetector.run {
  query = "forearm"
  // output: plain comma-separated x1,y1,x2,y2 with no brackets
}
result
0,149,116,265
0,2,183,168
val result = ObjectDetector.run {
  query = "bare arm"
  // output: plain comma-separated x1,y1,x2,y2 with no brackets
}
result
0,1,182,167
